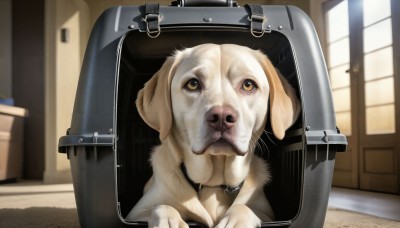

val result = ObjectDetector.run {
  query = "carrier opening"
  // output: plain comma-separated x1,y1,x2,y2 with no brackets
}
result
115,29,304,226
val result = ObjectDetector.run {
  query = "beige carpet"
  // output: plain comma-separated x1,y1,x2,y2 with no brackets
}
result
1,207,400,227
1,182,400,227
325,208,400,228
0,207,80,228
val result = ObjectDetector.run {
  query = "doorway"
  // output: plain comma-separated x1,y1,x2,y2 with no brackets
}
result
324,0,400,193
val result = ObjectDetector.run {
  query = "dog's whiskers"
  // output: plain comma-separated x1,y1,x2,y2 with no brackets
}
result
250,135,270,157
258,137,269,152
249,137,258,152
263,130,277,146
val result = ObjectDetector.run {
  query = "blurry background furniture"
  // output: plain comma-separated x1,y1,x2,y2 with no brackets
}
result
0,104,28,182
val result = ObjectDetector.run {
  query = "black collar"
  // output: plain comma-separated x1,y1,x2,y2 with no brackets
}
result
180,163,244,195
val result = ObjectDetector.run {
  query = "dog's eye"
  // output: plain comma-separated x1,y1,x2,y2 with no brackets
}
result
184,78,201,91
242,79,257,92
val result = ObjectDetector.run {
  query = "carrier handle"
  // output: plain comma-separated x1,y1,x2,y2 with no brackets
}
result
173,0,238,7
244,4,266,38
142,3,161,38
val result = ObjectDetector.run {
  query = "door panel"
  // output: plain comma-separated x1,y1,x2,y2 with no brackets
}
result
361,147,397,192
324,0,358,188
325,0,399,193
358,0,398,193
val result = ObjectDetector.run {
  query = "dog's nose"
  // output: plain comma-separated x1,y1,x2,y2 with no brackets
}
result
206,106,237,130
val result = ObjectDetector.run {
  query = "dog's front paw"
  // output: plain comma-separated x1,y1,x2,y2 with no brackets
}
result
149,205,189,228
216,205,261,228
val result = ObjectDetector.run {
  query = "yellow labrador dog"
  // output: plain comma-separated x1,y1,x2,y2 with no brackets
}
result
126,44,300,227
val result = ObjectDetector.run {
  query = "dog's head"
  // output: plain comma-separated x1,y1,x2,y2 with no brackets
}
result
136,44,300,156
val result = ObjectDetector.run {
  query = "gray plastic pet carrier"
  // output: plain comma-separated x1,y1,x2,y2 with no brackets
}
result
58,1,347,227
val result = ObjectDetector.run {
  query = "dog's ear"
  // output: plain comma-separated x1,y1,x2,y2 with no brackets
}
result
136,52,182,142
258,52,301,140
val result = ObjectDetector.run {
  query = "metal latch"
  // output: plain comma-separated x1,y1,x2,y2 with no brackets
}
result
305,128,348,152
142,3,161,38
245,4,267,38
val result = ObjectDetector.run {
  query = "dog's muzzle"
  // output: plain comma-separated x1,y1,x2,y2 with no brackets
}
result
206,106,237,131
192,105,247,156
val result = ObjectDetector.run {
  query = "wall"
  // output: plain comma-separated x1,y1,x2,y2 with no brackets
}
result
0,0,12,98
44,0,90,183
12,0,46,179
